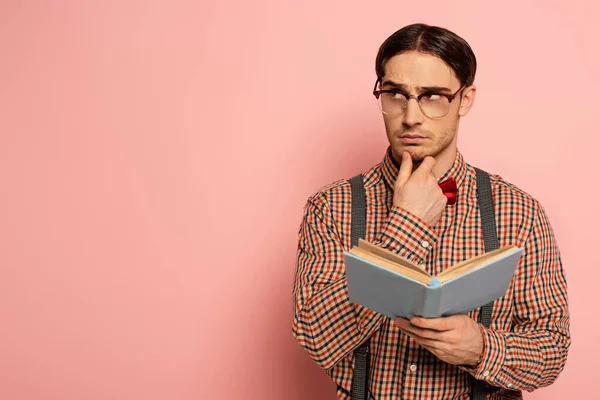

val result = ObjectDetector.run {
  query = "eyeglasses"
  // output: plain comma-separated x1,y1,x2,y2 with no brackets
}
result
372,79,465,119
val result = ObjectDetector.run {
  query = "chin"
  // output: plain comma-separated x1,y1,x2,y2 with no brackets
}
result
394,145,431,162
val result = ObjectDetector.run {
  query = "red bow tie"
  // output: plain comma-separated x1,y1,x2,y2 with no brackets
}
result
439,178,457,205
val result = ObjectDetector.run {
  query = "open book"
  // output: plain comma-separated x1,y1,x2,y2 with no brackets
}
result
344,239,523,319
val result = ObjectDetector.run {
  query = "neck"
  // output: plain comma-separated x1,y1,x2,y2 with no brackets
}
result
429,146,457,180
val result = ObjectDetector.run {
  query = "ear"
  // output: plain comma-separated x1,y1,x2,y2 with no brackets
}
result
458,85,476,117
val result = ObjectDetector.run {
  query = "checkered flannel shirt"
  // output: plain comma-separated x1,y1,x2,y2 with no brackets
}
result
292,147,570,399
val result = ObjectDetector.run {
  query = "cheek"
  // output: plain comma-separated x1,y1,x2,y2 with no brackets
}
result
383,115,401,133
432,121,448,135
430,117,457,137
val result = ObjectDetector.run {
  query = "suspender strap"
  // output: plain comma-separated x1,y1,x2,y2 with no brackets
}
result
349,174,370,400
475,168,500,253
471,168,499,400
349,175,367,248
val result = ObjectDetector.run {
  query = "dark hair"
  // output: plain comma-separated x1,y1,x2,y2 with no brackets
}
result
375,23,477,87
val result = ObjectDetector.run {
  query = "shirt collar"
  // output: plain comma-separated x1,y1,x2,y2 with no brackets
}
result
381,146,468,191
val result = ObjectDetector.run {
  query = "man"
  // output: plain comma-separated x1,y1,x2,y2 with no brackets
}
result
292,23,570,399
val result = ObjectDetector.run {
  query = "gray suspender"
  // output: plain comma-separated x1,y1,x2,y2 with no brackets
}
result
348,168,497,400
349,175,370,400
471,167,499,400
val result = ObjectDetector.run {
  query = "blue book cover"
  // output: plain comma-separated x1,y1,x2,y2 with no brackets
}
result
344,239,523,319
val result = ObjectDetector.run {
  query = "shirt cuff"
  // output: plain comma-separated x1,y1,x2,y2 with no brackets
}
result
371,206,439,265
461,327,507,384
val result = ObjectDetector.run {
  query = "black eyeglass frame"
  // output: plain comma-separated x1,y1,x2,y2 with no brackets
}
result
372,78,465,118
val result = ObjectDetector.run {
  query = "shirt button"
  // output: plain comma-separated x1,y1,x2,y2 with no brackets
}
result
421,240,430,248
409,364,417,372
507,383,512,388
483,371,490,377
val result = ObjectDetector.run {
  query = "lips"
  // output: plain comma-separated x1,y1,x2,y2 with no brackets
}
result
399,134,426,144
400,134,425,139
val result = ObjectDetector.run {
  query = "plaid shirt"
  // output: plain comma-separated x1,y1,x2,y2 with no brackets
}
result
292,147,570,399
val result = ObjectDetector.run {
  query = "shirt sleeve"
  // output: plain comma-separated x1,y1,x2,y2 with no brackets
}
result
292,192,439,370
292,192,384,370
370,205,439,264
463,204,571,391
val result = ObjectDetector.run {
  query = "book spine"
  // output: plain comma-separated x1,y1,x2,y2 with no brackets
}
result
421,286,443,318
412,286,427,318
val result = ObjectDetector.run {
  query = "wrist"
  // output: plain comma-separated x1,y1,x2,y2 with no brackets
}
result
473,323,486,367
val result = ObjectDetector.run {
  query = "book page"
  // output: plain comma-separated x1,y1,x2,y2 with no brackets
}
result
357,239,426,275
349,247,432,285
437,245,518,282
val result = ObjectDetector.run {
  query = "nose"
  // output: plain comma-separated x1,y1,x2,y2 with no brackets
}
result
402,98,424,127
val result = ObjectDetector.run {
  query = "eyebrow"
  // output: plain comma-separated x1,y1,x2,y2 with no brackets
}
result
380,80,454,93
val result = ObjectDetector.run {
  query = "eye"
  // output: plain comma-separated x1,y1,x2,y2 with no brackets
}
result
422,93,443,101
390,91,408,100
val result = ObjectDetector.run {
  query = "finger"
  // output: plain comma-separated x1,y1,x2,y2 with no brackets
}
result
396,151,412,186
400,330,446,352
410,336,446,351
396,319,444,340
401,325,444,340
412,156,436,177
410,316,453,331
394,317,416,331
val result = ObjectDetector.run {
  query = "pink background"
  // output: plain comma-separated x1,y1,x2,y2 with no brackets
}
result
0,1,597,399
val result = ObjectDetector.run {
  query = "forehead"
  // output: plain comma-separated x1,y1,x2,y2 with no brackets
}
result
383,51,459,88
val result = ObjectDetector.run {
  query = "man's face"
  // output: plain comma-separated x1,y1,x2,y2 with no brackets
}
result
380,51,473,164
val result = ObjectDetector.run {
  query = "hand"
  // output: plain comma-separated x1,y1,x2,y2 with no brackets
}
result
393,151,447,227
394,315,484,367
